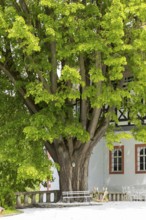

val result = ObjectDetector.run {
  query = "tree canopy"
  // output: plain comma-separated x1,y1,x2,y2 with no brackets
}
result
0,0,146,192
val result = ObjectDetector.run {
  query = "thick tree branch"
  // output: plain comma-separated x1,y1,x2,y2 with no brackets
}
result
91,106,114,148
74,139,82,152
0,63,38,114
88,51,102,137
75,115,110,157
0,63,15,84
79,54,87,129
12,1,22,13
19,0,29,14
45,141,58,163
67,137,74,157
50,41,58,93
91,117,110,148
88,108,101,138
0,0,4,7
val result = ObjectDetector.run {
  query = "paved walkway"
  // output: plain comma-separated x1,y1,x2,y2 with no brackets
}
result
3,202,146,220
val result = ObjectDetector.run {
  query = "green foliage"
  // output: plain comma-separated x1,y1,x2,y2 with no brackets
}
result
8,16,40,55
106,128,132,150
89,67,106,83
26,82,56,104
133,126,146,142
0,0,146,143
60,65,83,85
0,79,54,208
24,109,90,143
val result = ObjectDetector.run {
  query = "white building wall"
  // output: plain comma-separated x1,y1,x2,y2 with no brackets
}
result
88,138,106,191
50,166,59,190
88,132,146,192
104,135,146,192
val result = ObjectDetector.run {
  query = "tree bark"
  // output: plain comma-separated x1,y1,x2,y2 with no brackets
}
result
57,144,91,192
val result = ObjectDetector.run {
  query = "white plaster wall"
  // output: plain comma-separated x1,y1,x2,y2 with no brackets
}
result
103,132,146,192
88,138,106,191
50,167,60,190
49,157,60,190
88,132,146,192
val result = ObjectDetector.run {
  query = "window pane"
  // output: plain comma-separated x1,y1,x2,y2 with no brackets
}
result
118,164,122,171
114,165,117,171
114,150,117,157
140,156,143,163
114,158,117,163
118,150,122,157
119,158,122,164
140,163,144,170
140,149,144,155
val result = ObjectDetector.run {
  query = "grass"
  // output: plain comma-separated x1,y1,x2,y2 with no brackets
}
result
0,209,23,217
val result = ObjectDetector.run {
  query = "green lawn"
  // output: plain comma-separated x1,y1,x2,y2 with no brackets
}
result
0,209,23,217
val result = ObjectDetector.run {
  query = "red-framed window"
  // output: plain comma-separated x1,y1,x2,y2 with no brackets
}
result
109,146,124,174
135,144,146,173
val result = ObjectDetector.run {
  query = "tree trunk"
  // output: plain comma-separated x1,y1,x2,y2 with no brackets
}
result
57,146,90,193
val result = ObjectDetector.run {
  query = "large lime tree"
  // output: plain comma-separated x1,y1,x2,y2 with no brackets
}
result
0,0,146,192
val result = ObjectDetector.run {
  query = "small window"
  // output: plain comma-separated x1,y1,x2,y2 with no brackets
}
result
135,144,146,173
109,146,124,174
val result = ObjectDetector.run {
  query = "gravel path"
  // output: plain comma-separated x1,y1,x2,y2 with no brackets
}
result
3,202,146,220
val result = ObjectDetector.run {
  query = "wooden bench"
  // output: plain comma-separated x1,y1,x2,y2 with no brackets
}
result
62,191,91,203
